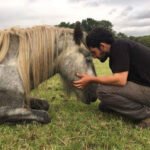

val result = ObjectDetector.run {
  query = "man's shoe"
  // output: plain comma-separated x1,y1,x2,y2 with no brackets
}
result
138,118,150,128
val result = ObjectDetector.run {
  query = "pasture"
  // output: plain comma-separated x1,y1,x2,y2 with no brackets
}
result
0,60,149,150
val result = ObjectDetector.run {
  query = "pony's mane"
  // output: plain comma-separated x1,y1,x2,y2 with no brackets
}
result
0,25,73,96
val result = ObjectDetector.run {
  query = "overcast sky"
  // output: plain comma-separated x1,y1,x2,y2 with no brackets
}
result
0,0,150,36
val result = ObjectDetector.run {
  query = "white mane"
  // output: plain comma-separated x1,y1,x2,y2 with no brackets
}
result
0,25,74,96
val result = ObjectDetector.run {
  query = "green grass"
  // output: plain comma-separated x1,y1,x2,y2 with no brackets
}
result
0,60,150,150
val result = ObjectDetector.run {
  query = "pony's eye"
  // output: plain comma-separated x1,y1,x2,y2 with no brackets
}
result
86,56,92,62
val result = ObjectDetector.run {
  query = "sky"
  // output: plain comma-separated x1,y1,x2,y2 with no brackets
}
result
0,0,150,36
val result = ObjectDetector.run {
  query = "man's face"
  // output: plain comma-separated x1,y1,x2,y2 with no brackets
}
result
89,42,108,58
89,43,110,62
89,47,102,58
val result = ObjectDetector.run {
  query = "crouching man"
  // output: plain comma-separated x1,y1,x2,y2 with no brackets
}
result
73,27,150,128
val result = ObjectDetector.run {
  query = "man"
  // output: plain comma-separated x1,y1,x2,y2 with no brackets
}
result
73,27,150,128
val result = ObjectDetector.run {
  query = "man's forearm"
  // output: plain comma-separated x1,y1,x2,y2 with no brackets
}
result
91,75,126,86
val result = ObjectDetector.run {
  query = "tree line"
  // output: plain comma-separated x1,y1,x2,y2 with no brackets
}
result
56,18,150,47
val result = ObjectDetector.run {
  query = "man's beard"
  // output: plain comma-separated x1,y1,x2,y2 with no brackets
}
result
98,52,110,63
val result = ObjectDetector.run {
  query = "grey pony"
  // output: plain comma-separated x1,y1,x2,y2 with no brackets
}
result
0,25,97,124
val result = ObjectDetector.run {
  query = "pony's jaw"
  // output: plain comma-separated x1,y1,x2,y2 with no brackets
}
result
74,84,98,104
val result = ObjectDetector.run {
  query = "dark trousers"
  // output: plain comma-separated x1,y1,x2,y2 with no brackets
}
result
96,81,150,120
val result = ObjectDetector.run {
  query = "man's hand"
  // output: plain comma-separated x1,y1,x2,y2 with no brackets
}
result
73,73,94,89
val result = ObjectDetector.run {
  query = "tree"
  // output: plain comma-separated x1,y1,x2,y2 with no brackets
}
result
57,18,113,33
116,32,128,39
57,22,75,28
81,18,98,32
97,20,113,31
136,36,150,47
81,18,113,32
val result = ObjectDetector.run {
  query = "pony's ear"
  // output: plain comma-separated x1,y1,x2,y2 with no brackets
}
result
74,21,88,48
73,21,83,45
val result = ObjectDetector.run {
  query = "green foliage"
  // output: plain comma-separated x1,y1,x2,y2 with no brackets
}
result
57,18,113,33
56,22,75,29
0,60,149,149
56,18,150,48
116,32,128,39
81,18,113,32
56,18,130,40
134,36,150,48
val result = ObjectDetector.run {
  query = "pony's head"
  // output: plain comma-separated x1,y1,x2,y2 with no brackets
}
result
56,23,97,104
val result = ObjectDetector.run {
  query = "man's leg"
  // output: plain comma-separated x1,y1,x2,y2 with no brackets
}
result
96,82,150,126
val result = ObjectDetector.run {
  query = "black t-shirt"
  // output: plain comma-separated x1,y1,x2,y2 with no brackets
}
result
109,39,150,87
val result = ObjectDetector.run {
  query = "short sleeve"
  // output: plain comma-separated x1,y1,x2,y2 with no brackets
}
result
109,41,130,73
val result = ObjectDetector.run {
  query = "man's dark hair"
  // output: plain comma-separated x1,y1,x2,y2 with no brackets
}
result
86,28,114,48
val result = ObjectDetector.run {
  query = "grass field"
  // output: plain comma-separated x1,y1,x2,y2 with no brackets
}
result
0,60,150,150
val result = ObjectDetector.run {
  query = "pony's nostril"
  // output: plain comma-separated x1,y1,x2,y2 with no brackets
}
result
85,101,91,105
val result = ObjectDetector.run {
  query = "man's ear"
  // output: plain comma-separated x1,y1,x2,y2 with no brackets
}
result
99,43,105,49
100,42,111,52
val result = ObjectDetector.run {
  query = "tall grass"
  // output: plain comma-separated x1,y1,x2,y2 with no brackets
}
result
0,59,149,150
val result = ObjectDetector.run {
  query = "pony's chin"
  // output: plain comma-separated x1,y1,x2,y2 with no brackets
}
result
80,95,97,105
75,91,89,104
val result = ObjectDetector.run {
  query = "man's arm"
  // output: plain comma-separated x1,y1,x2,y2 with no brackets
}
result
73,71,128,89
92,71,128,86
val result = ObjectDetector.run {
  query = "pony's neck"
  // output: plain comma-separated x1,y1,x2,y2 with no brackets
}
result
29,27,75,89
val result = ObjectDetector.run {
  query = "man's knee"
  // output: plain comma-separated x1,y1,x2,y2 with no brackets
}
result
97,90,114,106
96,82,140,100
96,84,114,96
96,84,121,102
